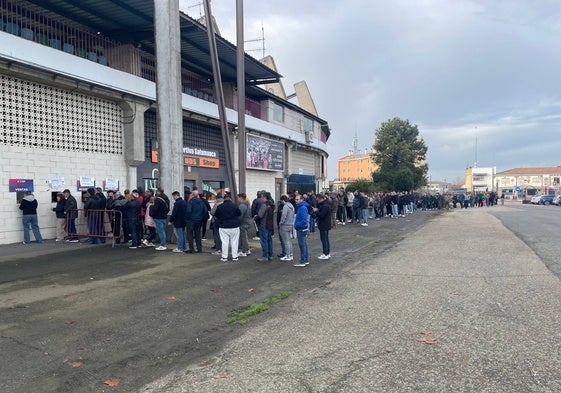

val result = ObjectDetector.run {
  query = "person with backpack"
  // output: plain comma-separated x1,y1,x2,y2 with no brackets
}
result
151,187,170,251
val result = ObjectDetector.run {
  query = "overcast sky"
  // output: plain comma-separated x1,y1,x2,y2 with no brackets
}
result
179,0,561,184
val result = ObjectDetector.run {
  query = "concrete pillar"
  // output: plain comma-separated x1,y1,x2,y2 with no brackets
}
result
154,0,184,195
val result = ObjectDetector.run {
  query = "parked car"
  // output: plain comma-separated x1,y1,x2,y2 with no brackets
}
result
530,195,543,204
539,195,554,205
553,195,561,206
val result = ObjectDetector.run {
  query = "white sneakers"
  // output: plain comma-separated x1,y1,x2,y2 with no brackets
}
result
318,254,331,260
280,255,293,261
361,223,368,226
172,248,183,253
155,246,167,251
142,239,155,247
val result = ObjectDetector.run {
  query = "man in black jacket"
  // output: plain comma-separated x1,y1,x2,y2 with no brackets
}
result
185,193,207,253
214,195,241,262
169,191,187,253
84,188,106,244
124,190,143,249
151,187,170,251
63,189,79,242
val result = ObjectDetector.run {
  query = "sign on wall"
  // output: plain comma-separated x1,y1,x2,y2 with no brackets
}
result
9,179,34,192
246,134,284,171
182,146,220,169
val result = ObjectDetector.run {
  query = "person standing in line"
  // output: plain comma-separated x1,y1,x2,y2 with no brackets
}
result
360,191,369,226
237,193,252,257
152,187,170,251
199,193,211,241
63,189,79,242
124,190,143,249
169,191,187,253
255,192,274,261
209,193,224,255
84,188,105,244
314,193,332,260
293,194,310,267
329,192,338,229
214,194,241,262
346,190,354,222
250,191,263,240
19,191,43,244
276,198,286,258
278,195,295,262
52,192,66,241
185,192,207,253
142,197,157,247
307,190,317,233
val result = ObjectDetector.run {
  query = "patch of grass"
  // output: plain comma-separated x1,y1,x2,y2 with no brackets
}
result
226,290,293,324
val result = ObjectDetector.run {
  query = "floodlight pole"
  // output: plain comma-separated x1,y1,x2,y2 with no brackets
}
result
203,0,237,197
236,0,246,194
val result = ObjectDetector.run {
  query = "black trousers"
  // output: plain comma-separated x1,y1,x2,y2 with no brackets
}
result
186,220,202,252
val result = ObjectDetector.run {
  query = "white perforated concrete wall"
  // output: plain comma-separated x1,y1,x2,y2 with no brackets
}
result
0,74,127,244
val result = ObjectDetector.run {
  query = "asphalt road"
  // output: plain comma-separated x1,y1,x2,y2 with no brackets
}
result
142,204,561,393
0,211,434,393
490,203,561,279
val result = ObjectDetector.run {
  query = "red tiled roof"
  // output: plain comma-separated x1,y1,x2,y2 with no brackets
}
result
496,166,561,175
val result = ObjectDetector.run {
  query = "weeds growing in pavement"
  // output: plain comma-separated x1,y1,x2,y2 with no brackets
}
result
226,290,293,324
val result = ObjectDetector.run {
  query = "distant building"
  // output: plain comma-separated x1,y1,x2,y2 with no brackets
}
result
425,180,451,194
495,166,561,199
463,166,496,192
333,149,376,190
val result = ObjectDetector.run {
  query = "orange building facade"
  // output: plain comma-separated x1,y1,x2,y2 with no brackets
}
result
336,150,376,184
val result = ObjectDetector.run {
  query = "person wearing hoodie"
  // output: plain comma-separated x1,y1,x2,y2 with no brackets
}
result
278,195,295,261
113,191,127,244
169,191,187,253
185,192,207,253
19,191,43,244
293,194,309,267
52,192,66,241
63,189,79,242
255,192,274,261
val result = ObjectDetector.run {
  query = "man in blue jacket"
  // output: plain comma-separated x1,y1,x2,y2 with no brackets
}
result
293,194,310,267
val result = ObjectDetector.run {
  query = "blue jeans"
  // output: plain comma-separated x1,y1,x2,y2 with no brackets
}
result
296,229,308,262
174,226,185,251
67,217,78,240
154,218,167,246
22,214,43,243
309,216,316,232
258,227,273,258
319,229,330,255
361,209,368,224
391,204,398,217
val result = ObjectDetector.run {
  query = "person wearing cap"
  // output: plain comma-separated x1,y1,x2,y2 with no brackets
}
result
52,192,66,241
19,191,43,244
63,189,79,242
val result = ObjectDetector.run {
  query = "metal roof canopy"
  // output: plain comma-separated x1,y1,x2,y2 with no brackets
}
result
25,0,282,85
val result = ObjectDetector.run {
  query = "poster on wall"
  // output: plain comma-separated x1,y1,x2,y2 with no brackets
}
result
77,176,95,191
246,134,284,171
104,178,119,191
50,178,65,190
9,179,34,192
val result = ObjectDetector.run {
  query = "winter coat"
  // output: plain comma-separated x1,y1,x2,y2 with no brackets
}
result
316,200,332,231
150,195,169,219
124,198,142,222
256,201,274,231
185,197,207,223
20,195,38,215
169,197,187,228
238,200,252,226
53,199,66,218
64,195,78,219
214,199,241,228
294,200,310,230
279,202,295,230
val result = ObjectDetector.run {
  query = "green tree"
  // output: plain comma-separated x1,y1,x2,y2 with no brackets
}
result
371,117,428,191
345,179,375,194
